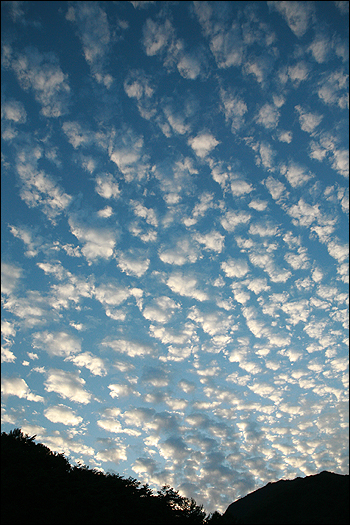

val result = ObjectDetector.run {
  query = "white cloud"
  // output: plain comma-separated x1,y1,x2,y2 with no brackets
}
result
295,105,323,133
95,173,121,199
287,198,321,228
65,352,107,376
334,1,349,14
1,319,16,342
249,200,268,211
1,99,27,123
309,133,349,177
246,140,277,171
124,68,158,121
280,162,313,188
221,258,249,278
330,148,349,178
330,356,348,373
244,56,274,85
286,62,309,86
142,296,180,323
317,70,349,109
268,1,313,38
177,53,202,80
308,35,332,64
117,250,150,277
44,404,83,425
247,250,291,283
94,282,130,307
62,121,92,149
44,369,92,404
193,3,244,69
69,216,117,262
9,225,42,257
97,410,141,436
245,277,270,295
194,231,225,253
10,47,70,117
188,306,233,337
210,25,244,68
2,346,17,364
67,2,112,86
326,239,349,263
188,133,219,158
281,299,310,325
1,261,22,295
159,237,198,265
1,376,44,402
143,18,174,56
130,200,158,227
220,88,247,131
96,445,128,463
256,103,280,129
32,331,81,357
166,272,208,301
184,192,215,225
163,105,192,135
277,130,293,143
124,69,155,101
264,176,288,201
178,379,196,393
108,127,148,182
230,180,253,197
97,206,113,218
248,222,278,237
284,248,309,270
2,290,49,328
142,365,170,387
108,383,140,398
129,222,157,243
220,210,251,232
149,323,195,348
1,2,349,515
14,143,72,222
101,339,156,358
122,407,155,428
231,282,250,305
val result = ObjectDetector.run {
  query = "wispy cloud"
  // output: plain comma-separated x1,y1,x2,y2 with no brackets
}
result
66,2,114,87
268,1,313,38
7,46,70,117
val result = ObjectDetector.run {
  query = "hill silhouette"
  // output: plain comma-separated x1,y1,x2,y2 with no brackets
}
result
2,429,348,524
1,428,208,524
220,470,349,524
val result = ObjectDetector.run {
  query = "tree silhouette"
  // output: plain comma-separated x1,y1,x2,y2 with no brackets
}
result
1,428,209,525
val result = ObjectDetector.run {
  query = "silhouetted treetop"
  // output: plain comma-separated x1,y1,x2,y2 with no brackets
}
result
1,428,209,525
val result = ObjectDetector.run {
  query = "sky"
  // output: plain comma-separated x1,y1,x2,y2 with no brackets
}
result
1,0,349,515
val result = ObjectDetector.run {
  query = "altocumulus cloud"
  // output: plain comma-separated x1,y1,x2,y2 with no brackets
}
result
1,1,348,516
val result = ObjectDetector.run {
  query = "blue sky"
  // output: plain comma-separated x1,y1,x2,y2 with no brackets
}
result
1,0,349,514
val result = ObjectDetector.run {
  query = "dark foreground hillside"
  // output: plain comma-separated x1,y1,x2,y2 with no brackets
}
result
221,470,349,524
2,429,348,525
1,429,209,524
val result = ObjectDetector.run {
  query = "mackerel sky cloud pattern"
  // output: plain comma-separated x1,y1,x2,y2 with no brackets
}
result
1,0,349,515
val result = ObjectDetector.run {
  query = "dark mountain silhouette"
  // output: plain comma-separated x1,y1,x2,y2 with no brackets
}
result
1,429,208,524
220,470,349,524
